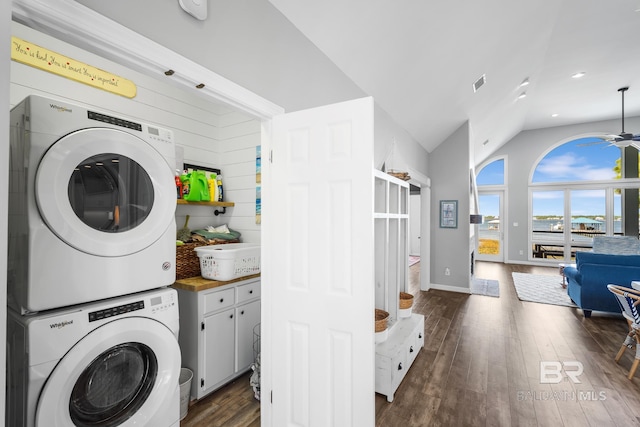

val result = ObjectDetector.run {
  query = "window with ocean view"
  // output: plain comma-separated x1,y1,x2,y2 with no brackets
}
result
530,137,640,261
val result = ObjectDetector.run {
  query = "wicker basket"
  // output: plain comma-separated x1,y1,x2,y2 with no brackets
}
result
175,240,239,280
399,292,414,309
375,309,389,333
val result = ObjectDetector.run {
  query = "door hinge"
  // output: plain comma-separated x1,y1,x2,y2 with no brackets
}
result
271,390,273,403
201,321,205,331
269,149,273,163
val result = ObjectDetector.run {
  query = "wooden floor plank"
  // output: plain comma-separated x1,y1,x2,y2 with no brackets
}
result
181,261,640,427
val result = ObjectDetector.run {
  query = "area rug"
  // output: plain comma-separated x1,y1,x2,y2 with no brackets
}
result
511,272,576,307
408,255,420,266
471,278,500,297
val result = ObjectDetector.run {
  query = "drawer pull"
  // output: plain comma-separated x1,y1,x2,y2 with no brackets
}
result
409,346,414,353
397,362,403,371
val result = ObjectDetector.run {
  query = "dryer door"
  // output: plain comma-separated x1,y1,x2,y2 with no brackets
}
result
36,127,175,257
35,317,180,427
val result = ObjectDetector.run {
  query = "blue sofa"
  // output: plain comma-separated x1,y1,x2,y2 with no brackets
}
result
564,251,640,317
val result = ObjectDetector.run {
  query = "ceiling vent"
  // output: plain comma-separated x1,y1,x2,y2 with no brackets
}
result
473,74,486,93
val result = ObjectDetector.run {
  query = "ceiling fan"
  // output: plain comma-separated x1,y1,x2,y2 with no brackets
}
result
601,87,640,148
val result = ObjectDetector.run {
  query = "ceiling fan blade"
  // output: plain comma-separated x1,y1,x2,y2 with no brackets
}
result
601,134,623,142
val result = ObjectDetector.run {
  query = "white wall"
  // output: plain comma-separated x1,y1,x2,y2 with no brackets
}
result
11,22,263,244
428,121,471,291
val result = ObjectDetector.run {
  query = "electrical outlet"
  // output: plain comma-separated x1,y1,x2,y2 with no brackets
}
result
445,267,451,276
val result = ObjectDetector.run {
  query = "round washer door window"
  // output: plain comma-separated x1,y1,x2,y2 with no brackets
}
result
69,343,157,427
35,317,180,427
36,128,175,257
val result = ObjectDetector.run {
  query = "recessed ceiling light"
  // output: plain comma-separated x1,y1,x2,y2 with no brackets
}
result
519,78,530,87
518,92,527,99
571,72,586,79
551,113,559,117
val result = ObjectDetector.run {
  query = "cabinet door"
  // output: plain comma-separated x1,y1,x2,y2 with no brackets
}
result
203,308,235,392
236,299,261,372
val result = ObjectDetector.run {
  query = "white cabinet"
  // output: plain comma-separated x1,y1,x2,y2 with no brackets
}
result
375,314,424,402
175,276,261,400
374,170,424,403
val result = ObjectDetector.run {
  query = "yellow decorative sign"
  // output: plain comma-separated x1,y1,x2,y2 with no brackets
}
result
11,36,137,98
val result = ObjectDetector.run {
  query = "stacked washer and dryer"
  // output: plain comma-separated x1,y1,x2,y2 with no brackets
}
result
7,95,182,427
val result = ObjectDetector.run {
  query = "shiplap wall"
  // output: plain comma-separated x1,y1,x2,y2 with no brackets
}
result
11,22,261,244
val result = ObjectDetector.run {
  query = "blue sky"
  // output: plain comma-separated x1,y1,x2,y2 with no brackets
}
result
477,138,624,217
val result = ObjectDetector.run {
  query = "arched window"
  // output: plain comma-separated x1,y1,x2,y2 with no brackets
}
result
530,136,639,262
476,158,504,186
532,137,628,183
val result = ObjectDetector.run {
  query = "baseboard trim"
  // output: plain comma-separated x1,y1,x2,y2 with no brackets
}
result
428,283,471,294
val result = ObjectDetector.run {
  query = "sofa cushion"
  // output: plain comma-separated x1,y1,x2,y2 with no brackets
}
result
576,251,640,270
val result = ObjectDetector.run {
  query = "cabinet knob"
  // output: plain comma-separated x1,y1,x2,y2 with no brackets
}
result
409,346,414,353
419,333,423,339
249,290,253,294
241,310,245,315
230,314,234,319
397,362,403,371
220,298,224,303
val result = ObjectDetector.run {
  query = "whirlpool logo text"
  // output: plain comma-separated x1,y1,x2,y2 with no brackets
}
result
49,320,73,329
49,103,72,113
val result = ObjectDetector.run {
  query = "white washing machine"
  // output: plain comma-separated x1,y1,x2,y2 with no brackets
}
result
6,287,181,427
8,95,177,313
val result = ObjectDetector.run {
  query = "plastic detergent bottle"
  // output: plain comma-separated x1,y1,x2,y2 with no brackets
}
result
185,170,208,202
175,172,182,199
208,172,218,202
217,175,223,202
180,173,191,199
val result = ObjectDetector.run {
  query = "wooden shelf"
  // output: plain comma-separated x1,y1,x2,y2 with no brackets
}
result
177,199,234,207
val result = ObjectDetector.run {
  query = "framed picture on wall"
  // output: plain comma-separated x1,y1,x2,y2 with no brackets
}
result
440,200,458,228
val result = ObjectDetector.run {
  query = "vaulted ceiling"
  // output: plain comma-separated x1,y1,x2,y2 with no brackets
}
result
268,0,640,164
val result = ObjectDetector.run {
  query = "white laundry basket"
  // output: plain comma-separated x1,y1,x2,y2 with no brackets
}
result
179,368,193,420
195,243,260,281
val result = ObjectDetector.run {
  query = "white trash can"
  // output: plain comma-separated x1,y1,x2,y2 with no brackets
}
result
179,368,193,420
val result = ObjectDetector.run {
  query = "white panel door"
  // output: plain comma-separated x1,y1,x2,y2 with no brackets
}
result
263,97,375,427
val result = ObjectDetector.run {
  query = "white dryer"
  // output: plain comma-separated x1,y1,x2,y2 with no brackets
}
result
6,287,181,427
8,95,177,313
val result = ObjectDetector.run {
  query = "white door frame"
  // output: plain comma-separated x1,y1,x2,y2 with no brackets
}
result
407,168,431,291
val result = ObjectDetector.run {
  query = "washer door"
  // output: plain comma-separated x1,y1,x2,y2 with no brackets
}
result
36,128,175,257
36,317,180,427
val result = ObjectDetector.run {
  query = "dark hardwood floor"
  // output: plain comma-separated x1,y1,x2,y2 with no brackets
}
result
181,261,640,426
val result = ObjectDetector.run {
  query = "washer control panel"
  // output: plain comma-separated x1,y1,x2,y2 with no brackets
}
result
150,291,177,314
88,300,144,322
